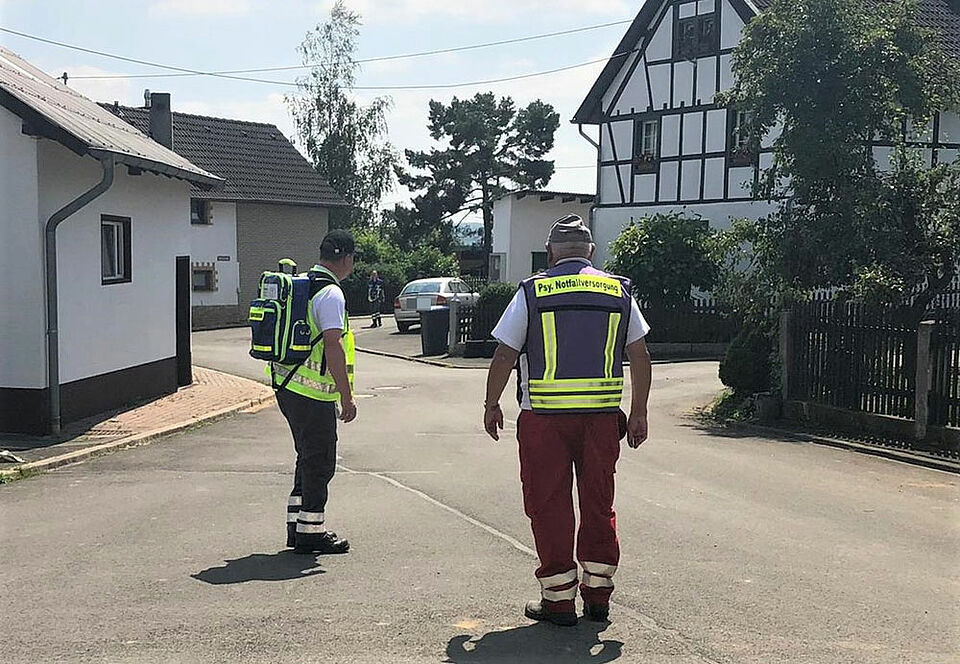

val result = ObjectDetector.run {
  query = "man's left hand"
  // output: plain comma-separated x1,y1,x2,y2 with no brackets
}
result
626,412,648,449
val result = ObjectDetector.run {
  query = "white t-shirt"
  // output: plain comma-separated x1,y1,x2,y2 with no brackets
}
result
311,284,346,332
490,259,650,410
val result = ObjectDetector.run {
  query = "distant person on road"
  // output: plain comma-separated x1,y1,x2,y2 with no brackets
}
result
367,269,384,328
482,215,652,626
273,229,357,555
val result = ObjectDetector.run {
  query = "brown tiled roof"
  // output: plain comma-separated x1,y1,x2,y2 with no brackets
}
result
103,104,347,207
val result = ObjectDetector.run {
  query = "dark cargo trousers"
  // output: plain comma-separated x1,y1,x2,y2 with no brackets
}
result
276,389,338,542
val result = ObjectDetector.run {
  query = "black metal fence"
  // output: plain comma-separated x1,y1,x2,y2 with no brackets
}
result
930,309,960,428
641,302,739,344
788,302,960,430
454,304,504,343
790,303,918,419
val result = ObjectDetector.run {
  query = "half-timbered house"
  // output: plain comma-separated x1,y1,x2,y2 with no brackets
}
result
574,0,960,264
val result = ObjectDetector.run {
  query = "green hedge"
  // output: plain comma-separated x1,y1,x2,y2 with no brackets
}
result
471,282,516,340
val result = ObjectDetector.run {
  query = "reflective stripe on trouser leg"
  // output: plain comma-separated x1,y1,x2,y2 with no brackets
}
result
296,510,325,534
286,495,301,523
538,568,579,602
582,561,617,577
580,561,617,602
582,572,614,588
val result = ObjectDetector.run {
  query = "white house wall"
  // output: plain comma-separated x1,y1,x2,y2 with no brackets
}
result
491,195,594,285
941,111,960,144
0,106,43,389
720,0,745,49
592,199,777,268
37,139,191,385
190,201,239,307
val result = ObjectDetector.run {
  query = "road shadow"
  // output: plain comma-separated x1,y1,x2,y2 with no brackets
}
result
192,551,325,585
681,418,806,445
445,621,622,663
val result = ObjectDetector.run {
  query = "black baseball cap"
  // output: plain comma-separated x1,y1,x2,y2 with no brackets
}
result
320,229,355,259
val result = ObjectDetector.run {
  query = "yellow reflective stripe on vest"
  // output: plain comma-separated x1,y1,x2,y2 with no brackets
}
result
541,312,557,381
530,378,623,390
531,393,623,401
272,363,339,395
604,312,621,379
534,274,623,298
530,375,624,411
530,398,622,410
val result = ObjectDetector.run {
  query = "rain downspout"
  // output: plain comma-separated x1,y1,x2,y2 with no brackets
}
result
577,124,600,234
45,153,115,434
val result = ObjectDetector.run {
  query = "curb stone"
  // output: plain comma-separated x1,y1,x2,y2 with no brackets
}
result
0,392,273,479
356,346,485,369
726,421,960,474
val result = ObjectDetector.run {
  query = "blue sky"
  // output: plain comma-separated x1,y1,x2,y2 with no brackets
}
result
0,0,638,207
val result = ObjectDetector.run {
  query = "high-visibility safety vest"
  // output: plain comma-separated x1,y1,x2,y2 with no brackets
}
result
520,261,632,414
269,265,355,402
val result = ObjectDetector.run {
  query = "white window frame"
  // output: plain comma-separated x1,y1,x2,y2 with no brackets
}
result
101,216,130,285
641,120,659,157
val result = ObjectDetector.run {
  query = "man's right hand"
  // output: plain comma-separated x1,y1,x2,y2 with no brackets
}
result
484,404,504,441
340,398,357,423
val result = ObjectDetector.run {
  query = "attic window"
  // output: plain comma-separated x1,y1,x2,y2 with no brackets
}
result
675,12,718,60
191,199,212,225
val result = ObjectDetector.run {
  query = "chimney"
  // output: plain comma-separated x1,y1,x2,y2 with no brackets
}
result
149,92,173,149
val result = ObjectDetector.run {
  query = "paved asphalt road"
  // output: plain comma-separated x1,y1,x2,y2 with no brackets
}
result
1,333,958,663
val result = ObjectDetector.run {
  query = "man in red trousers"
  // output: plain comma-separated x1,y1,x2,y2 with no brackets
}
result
483,215,652,626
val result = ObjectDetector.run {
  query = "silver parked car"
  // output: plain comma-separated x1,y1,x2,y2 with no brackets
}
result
393,277,480,333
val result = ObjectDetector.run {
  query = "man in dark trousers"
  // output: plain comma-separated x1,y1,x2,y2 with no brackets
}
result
272,229,358,554
483,215,652,626
367,269,384,328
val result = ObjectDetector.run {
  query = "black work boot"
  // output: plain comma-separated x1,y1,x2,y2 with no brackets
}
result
294,531,350,554
286,523,296,549
524,600,578,627
583,603,610,622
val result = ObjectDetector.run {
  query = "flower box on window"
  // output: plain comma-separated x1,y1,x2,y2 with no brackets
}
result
632,153,658,174
729,146,756,167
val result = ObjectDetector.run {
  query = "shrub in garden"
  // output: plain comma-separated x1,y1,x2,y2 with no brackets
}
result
718,327,774,396
472,282,516,339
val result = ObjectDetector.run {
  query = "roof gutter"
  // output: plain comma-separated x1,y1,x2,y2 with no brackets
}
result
45,153,115,435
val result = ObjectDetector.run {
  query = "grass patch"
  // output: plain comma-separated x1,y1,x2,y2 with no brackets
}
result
0,467,41,485
696,389,757,424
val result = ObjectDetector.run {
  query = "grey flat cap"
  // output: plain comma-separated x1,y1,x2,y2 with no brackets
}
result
548,214,593,244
